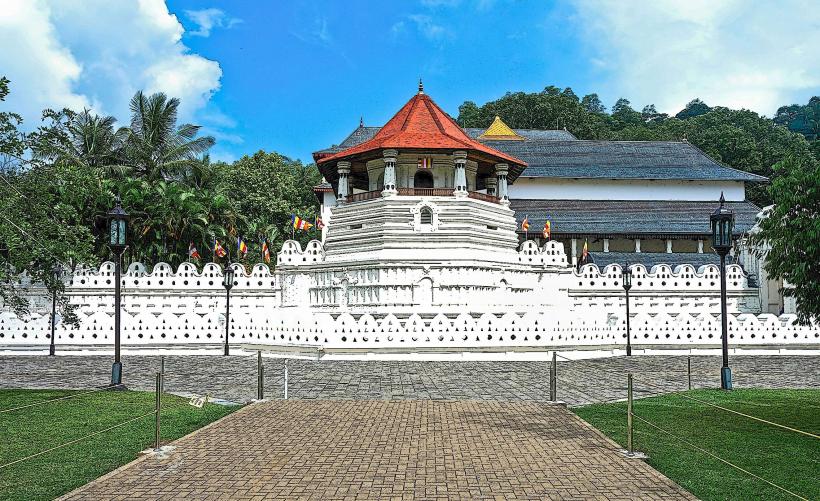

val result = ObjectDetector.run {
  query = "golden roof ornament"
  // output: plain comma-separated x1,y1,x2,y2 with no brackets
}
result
478,116,525,141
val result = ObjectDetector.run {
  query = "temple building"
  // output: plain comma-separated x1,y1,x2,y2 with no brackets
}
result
314,84,765,271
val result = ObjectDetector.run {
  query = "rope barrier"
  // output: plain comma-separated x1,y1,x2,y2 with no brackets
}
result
0,384,126,414
554,353,820,440
0,410,157,471
631,412,811,501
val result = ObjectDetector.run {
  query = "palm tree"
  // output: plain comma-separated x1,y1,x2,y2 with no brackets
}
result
123,91,215,180
31,109,127,174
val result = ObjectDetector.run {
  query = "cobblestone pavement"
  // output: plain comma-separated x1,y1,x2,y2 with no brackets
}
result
60,400,696,501
2,354,818,406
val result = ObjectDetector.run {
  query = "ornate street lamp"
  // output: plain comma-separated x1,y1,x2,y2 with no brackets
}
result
107,196,129,386
49,264,62,356
223,264,235,356
711,193,734,390
622,263,632,356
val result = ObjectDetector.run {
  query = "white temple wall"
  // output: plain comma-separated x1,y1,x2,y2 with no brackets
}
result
509,178,746,201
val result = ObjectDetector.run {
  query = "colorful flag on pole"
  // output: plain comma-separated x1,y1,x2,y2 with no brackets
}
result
543,220,551,240
188,242,201,260
291,214,314,231
213,239,227,258
315,216,325,229
261,239,270,264
521,215,530,233
237,237,248,257
417,157,433,169
582,238,589,259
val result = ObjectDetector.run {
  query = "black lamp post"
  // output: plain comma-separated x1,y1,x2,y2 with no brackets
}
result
622,262,632,356
49,264,62,356
711,193,734,390
223,264,235,356
107,197,129,386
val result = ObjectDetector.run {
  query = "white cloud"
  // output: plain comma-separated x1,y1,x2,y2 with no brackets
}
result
184,8,241,37
401,14,451,42
0,0,229,135
571,0,820,115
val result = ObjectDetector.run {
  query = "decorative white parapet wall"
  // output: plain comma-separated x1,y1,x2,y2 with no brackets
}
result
1,238,815,352
1,309,817,350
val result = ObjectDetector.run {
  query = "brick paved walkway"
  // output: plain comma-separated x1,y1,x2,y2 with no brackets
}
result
60,400,695,500
2,354,818,406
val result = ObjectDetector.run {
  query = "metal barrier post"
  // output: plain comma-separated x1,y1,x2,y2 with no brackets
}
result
550,351,557,401
687,356,692,390
627,373,633,456
154,372,162,451
160,356,165,393
257,351,264,400
284,359,288,400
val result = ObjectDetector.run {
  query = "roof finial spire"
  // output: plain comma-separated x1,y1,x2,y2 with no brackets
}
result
418,78,424,94
719,191,725,207
359,116,364,127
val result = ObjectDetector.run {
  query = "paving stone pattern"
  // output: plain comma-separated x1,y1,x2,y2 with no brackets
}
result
60,400,697,501
2,354,818,406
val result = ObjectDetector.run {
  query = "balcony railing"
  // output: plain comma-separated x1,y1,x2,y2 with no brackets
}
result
467,191,501,204
397,187,455,197
346,190,382,203
345,188,500,204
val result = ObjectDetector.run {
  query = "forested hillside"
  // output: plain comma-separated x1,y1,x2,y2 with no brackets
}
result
457,86,820,207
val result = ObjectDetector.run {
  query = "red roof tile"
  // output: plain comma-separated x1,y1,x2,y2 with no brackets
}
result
315,92,526,167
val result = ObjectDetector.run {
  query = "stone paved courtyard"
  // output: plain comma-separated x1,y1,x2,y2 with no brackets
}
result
59,400,696,500
2,354,818,405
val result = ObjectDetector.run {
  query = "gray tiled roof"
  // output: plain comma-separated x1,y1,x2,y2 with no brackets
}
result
511,199,761,237
589,251,722,268
490,140,767,182
317,126,766,183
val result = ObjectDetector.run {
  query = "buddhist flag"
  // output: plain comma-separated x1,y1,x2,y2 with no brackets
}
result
213,239,227,258
521,215,530,233
188,242,201,260
543,220,551,240
582,238,589,259
261,239,270,264
315,216,325,229
237,237,248,257
291,214,313,231
417,157,433,169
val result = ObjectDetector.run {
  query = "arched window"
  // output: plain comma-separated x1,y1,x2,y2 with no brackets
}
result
376,172,384,191
420,207,433,225
414,170,434,188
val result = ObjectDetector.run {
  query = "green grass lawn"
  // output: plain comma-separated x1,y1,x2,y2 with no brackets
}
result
0,388,240,501
574,389,820,501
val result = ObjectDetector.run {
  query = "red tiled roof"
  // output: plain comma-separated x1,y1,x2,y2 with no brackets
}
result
315,92,526,167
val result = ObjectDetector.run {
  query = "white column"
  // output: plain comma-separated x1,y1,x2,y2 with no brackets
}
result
634,239,641,253
336,161,351,204
603,238,609,253
485,177,497,196
666,239,673,253
382,149,397,196
571,238,578,266
454,151,468,197
697,239,704,253
495,163,510,205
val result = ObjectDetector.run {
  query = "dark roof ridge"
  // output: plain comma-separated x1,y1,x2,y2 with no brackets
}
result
682,140,768,181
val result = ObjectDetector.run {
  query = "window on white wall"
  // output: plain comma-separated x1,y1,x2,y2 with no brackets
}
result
420,207,433,225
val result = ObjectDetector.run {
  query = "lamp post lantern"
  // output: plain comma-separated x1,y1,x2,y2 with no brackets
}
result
711,193,734,390
107,196,129,386
622,263,632,356
49,264,62,356
223,264,235,356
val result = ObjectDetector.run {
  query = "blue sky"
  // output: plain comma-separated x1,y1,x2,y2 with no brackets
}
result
2,0,819,164
167,0,600,162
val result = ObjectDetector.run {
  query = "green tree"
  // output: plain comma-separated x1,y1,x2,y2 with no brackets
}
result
122,91,215,180
675,98,711,119
749,155,820,323
581,93,606,114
